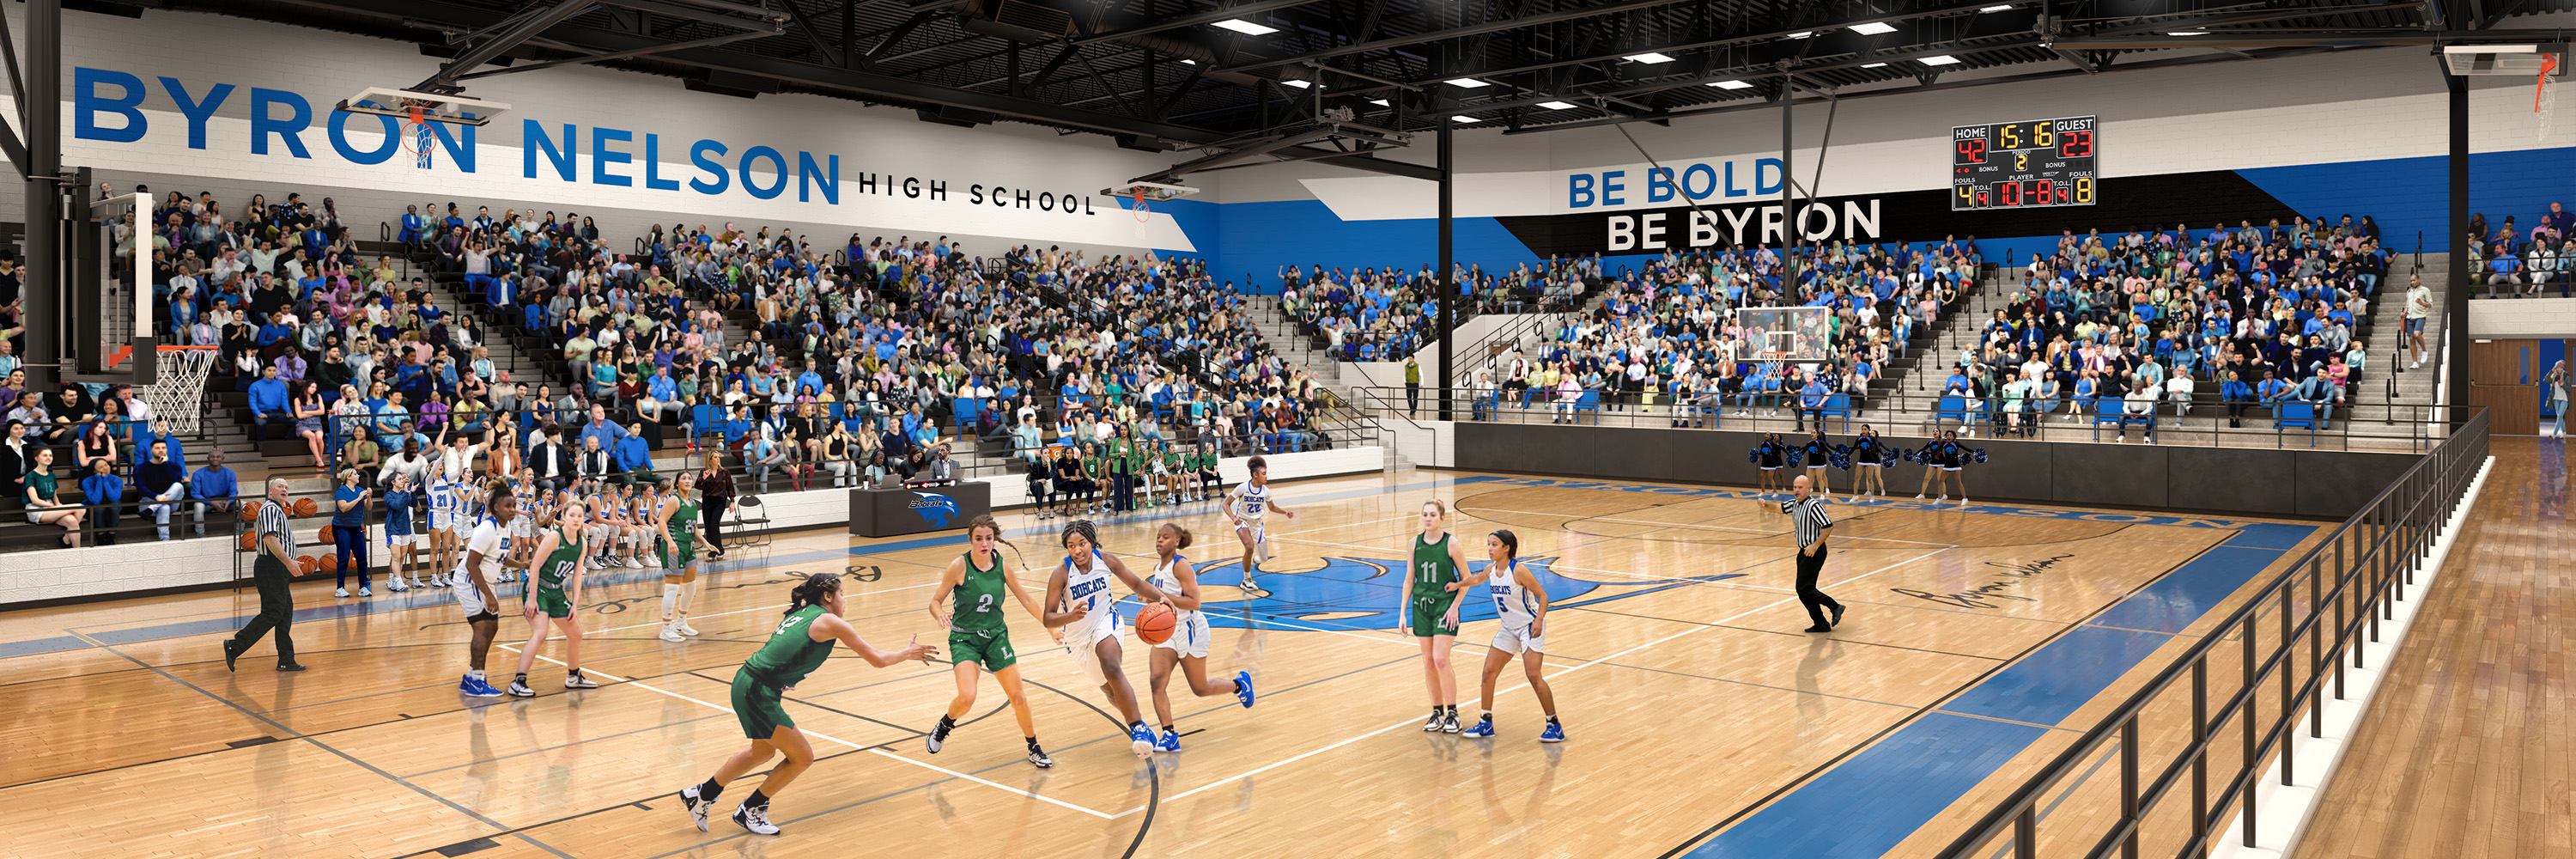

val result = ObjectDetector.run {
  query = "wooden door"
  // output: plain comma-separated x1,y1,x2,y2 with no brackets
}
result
2470,339,2540,435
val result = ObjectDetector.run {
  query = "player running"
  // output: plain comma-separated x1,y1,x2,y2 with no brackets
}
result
1042,519,1171,758
924,515,1055,767
1141,523,1255,752
1224,456,1297,592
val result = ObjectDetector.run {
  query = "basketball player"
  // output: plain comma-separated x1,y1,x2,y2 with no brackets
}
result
451,484,517,698
506,497,598,697
677,573,938,836
425,467,462,588
1225,456,1299,592
1455,530,1564,742
655,472,706,643
1800,430,1834,499
1403,499,1476,733
1142,523,1255,752
1849,426,1888,502
1755,433,1788,497
1042,519,1171,758
924,515,1055,767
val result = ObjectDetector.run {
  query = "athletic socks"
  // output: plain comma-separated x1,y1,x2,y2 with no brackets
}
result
744,789,769,811
697,779,725,804
661,583,681,619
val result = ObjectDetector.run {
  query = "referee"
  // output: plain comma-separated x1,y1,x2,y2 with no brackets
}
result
223,478,307,672
1776,475,1845,634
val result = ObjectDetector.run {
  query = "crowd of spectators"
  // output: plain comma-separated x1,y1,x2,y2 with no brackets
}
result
1277,255,1601,362
2467,203,2576,298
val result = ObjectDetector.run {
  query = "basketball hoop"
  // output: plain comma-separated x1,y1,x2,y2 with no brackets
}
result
397,100,436,168
2539,54,2560,143
1130,186,1151,223
138,345,220,436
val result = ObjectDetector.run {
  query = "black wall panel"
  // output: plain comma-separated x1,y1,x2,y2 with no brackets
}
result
2169,448,2299,515
1965,438,2055,503
2294,450,2416,518
2052,444,2170,508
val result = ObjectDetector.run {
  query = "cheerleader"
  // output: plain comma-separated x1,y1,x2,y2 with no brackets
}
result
1848,426,1889,501
1753,433,1788,498
1799,430,1833,499
1913,430,1970,505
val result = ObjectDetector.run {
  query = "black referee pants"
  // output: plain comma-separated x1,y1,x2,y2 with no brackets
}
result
230,554,296,665
1795,544,1841,628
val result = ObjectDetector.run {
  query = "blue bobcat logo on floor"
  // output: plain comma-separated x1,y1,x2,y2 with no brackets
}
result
908,492,962,528
1130,556,1742,632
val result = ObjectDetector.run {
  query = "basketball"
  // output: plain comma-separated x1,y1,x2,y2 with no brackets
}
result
318,525,335,545
237,503,258,522
1135,602,1176,644
293,497,318,517
296,556,318,576
319,554,339,573
237,532,256,551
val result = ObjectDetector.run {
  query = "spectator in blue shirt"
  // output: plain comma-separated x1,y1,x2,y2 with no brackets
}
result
577,404,629,452
135,438,188,541
190,448,239,538
80,457,125,533
246,364,290,433
1795,376,1832,431
615,423,653,474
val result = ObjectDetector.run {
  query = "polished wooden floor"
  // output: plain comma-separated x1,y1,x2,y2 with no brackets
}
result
2293,436,2574,859
0,466,2354,859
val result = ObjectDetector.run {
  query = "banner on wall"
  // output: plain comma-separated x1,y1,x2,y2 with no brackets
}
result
63,66,1196,250
1491,170,2303,257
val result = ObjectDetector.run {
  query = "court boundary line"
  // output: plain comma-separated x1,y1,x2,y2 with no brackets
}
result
1467,505,1959,546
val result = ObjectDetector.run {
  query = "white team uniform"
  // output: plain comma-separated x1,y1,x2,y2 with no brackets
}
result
452,517,512,618
1487,559,1545,654
1061,549,1127,685
1147,555,1212,659
428,477,459,534
1232,484,1272,561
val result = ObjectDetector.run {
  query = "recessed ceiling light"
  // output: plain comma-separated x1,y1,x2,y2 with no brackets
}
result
1370,98,1388,106
1708,79,1753,89
1981,3,2014,10
1211,19,1278,35
2166,30,2208,36
1180,58,1196,65
1785,31,1814,39
1624,52,1677,64
1280,79,1311,88
1920,54,1961,65
1538,101,1578,109
1850,21,1896,35
1446,77,1492,88
1862,62,1888,68
1451,114,1478,122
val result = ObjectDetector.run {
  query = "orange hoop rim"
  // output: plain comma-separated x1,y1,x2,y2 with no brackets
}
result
1129,187,1151,222
2540,55,2560,113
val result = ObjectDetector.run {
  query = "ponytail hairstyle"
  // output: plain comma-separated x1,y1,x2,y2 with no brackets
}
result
786,572,841,617
1159,522,1194,551
1423,497,1449,521
1060,518,1100,554
1490,528,1520,562
967,513,1023,565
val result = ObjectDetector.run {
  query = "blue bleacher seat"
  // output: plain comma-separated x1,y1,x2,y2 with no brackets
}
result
2275,401,2320,447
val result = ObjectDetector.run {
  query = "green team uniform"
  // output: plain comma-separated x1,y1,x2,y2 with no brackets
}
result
731,604,837,739
658,497,701,568
1409,533,1461,637
947,551,1018,670
532,527,583,618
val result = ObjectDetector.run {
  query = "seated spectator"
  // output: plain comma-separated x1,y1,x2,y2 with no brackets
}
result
190,448,239,538
24,448,82,546
80,457,125,535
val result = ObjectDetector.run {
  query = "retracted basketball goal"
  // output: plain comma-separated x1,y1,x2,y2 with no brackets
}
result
2440,43,2567,142
335,87,513,169
1100,180,1201,222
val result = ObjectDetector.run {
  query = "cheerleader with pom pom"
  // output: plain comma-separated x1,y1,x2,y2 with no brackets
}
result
1847,426,1890,502
1800,430,1834,500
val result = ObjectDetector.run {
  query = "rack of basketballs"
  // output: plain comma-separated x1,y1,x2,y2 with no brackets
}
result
231,496,356,575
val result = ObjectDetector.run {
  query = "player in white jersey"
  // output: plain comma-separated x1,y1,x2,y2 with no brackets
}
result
426,472,462,588
1224,456,1299,592
1456,529,1564,743
452,484,521,698
1041,519,1170,758
1141,524,1255,752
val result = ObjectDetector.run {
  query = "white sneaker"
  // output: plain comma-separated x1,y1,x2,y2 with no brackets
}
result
1936,495,1947,502
335,587,350,598
678,618,701,637
358,586,372,597
1914,493,1925,500
733,804,780,836
659,621,685,643
387,579,410,593
564,671,600,689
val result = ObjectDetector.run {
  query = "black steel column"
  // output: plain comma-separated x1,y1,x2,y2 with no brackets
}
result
1437,121,1454,422
2446,70,2470,421
21,0,59,392
1778,81,1795,289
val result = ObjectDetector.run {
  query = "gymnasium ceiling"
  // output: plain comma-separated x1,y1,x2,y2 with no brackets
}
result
124,0,2576,177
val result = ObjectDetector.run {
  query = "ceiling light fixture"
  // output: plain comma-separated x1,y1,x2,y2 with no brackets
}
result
1446,77,1492,88
1920,54,1962,65
2166,30,2209,36
1451,114,1478,122
1862,62,1888,68
1981,3,2014,10
1538,101,1578,109
1850,21,1896,35
1785,31,1815,39
1624,52,1677,64
1211,19,1278,35
1280,79,1311,88
1370,98,1389,106
1707,79,1753,89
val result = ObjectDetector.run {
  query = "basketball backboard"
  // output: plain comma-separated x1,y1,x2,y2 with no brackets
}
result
1735,306,1834,363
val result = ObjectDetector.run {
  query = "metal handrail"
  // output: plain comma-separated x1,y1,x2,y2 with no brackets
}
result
1931,408,2488,859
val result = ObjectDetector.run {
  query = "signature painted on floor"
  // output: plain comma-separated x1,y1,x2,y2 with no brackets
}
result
1888,554,2075,609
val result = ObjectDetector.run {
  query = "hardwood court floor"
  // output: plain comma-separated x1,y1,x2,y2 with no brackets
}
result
0,468,2336,859
2293,436,2574,859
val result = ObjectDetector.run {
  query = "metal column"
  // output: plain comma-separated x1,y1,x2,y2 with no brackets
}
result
2445,70,2469,420
20,0,59,393
1437,122,1454,422
1778,82,1795,289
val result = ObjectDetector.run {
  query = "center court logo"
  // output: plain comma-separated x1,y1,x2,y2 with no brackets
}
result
907,492,962,529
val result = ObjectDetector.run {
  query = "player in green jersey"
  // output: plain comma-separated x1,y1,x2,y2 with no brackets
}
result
924,514,1055,766
678,573,938,836
507,497,594,698
655,472,706,643
1401,499,1477,733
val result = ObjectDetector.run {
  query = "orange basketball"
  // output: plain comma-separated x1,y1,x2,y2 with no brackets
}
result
318,525,336,545
1135,602,1177,645
293,497,318,517
319,553,339,573
296,556,318,576
237,503,259,522
238,532,257,551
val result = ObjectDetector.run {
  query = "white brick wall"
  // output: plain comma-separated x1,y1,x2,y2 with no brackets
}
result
2467,298,2576,338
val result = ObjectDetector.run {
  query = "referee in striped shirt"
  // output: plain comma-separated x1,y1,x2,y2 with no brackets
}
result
223,478,307,672
1777,475,1845,633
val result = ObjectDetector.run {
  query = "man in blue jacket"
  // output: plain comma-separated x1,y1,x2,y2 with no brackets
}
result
246,364,290,434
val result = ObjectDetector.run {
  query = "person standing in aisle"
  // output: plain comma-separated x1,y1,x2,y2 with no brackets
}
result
700,459,733,560
222,478,307,672
1773,475,1844,634
1405,355,1422,417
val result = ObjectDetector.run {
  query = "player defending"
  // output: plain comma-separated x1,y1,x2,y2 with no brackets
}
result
678,573,938,836
1404,499,1476,733
656,473,706,643
1225,456,1297,592
1143,523,1255,752
925,515,1056,767
1042,519,1171,758
1457,530,1564,742
507,497,598,697
452,484,518,698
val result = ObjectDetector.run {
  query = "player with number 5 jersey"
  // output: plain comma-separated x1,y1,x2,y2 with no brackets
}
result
924,515,1057,767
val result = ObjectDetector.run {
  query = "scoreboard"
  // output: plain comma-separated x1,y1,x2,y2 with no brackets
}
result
1951,115,2097,210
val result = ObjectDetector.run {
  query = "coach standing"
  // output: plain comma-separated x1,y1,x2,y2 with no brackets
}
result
223,478,307,672
700,459,734,560
1777,475,1845,634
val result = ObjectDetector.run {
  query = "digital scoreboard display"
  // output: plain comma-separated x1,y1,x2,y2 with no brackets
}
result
1951,115,2097,210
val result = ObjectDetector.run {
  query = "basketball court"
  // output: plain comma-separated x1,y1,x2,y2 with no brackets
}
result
0,466,2340,859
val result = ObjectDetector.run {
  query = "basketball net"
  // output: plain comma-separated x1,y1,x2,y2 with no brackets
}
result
400,103,435,168
2540,55,2560,143
1130,186,1151,223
